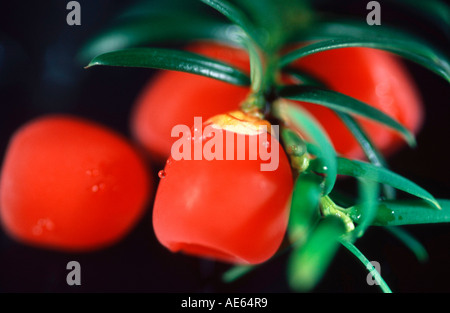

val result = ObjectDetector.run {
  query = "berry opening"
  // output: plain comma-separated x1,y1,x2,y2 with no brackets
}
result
168,242,248,264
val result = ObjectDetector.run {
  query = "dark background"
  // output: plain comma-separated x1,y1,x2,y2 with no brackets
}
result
0,0,449,293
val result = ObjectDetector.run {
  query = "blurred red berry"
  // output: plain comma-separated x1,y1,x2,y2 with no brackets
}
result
0,115,151,251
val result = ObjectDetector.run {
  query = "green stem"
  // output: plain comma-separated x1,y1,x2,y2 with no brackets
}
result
320,196,355,232
280,127,310,172
241,47,280,116
240,41,266,115
261,54,280,96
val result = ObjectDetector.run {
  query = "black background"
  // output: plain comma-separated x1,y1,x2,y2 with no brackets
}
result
0,0,449,293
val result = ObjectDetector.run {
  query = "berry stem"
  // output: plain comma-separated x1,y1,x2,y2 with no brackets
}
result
320,196,355,232
280,127,310,173
240,52,280,118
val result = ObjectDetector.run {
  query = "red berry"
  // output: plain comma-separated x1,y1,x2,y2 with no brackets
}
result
131,42,250,160
0,115,151,251
290,46,423,158
152,111,293,264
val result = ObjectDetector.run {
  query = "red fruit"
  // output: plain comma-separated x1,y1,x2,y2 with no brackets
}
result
131,41,422,161
152,111,293,264
0,115,151,251
131,42,250,160
291,47,423,159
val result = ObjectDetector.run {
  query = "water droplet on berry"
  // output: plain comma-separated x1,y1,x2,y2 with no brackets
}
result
32,218,54,236
86,168,100,177
158,170,166,178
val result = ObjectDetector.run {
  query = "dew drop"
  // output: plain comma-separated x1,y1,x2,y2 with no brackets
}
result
158,170,166,178
32,218,54,235
91,185,99,192
86,168,100,177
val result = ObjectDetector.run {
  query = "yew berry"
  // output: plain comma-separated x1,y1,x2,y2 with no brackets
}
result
290,47,423,159
152,111,293,264
131,42,250,160
0,115,151,251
